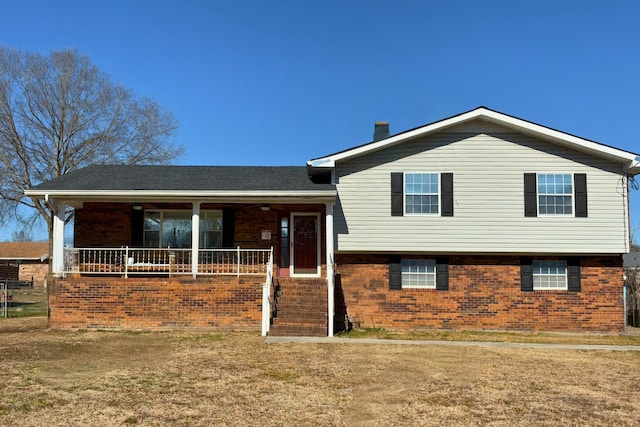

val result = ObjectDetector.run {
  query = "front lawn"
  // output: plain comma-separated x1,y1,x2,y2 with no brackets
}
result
1,318,640,426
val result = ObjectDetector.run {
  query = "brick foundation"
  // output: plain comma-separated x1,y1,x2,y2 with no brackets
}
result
49,275,264,331
336,254,624,333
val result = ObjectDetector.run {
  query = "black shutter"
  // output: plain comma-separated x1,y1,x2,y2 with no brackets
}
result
524,173,537,217
131,207,144,247
567,257,581,292
520,257,533,292
435,257,449,290
389,255,402,290
391,173,403,216
574,173,587,218
222,208,235,248
441,173,454,217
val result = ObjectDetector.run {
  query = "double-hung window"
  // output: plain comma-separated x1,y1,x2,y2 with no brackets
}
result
390,257,449,290
401,259,436,288
391,172,453,217
405,173,439,215
532,260,567,290
538,174,573,215
525,173,587,217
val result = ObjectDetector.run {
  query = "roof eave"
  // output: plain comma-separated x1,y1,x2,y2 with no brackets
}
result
24,189,338,205
627,158,640,176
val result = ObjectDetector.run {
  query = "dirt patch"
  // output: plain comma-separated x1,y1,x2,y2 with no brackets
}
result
1,323,639,426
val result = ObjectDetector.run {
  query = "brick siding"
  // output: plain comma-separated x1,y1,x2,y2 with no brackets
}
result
336,254,624,333
49,275,264,331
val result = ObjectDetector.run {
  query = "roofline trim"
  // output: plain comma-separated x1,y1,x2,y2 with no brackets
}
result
24,189,337,199
307,107,639,168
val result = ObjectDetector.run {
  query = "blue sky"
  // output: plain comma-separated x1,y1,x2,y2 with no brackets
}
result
1,0,639,242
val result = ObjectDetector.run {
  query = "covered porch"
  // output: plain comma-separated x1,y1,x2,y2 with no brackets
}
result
25,165,338,336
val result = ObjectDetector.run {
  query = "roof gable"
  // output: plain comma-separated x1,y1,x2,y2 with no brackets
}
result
308,107,640,174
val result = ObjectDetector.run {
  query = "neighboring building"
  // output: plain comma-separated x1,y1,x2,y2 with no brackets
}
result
624,252,640,269
25,107,640,334
0,241,49,287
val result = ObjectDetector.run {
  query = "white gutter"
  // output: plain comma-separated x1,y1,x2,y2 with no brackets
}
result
24,189,337,198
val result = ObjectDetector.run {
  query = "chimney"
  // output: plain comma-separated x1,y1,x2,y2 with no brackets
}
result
373,121,389,141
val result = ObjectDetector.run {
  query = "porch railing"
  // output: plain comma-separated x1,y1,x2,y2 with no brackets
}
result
63,246,273,278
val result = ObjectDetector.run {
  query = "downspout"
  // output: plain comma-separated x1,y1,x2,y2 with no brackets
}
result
626,174,632,253
624,173,631,330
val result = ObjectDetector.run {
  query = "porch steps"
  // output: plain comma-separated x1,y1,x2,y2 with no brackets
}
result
269,278,327,337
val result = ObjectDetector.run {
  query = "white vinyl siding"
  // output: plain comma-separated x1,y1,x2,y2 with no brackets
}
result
333,122,628,254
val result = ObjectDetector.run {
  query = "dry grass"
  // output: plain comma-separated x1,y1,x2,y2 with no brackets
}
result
1,318,640,426
340,326,640,346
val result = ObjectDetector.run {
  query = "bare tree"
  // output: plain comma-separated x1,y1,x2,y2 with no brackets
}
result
10,230,32,242
0,47,182,238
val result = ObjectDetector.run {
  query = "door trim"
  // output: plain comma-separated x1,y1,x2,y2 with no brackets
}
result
290,212,321,278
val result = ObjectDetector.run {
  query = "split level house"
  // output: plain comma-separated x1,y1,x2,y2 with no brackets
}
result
25,107,640,335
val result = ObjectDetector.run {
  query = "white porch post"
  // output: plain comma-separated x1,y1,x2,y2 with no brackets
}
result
191,202,201,278
326,202,335,337
52,200,65,276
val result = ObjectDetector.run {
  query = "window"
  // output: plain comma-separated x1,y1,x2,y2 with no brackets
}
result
401,259,436,288
532,260,567,290
390,256,449,290
405,173,439,214
200,211,223,249
538,174,573,215
280,217,289,268
391,173,453,217
143,210,222,249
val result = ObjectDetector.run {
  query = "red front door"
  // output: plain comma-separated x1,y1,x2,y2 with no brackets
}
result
292,214,318,275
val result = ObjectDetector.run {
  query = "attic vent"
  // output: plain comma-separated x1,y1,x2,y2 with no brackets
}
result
373,122,389,141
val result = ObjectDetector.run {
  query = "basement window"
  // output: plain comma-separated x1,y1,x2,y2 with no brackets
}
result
401,259,436,288
533,260,567,290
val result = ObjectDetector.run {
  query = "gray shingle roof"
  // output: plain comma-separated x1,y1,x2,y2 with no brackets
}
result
29,165,335,192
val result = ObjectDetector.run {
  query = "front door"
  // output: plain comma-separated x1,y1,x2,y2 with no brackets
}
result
292,213,319,276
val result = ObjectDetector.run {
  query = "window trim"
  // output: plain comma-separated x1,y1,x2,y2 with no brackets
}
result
403,172,441,216
536,173,574,217
532,260,568,291
401,258,437,289
389,256,449,291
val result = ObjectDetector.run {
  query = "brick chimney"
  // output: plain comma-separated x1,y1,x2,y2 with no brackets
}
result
373,121,389,141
